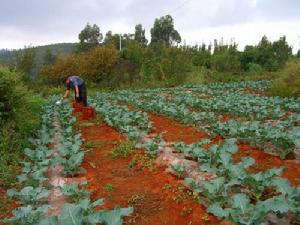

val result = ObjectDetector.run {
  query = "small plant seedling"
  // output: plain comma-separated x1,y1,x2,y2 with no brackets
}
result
180,206,193,216
170,164,185,178
162,183,172,190
127,194,144,205
83,140,107,149
201,214,210,222
128,158,137,169
104,183,115,200
104,183,115,193
136,154,155,171
111,141,135,158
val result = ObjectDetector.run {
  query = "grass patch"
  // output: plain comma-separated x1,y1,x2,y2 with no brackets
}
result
83,140,108,149
104,183,115,200
111,141,135,158
270,59,300,97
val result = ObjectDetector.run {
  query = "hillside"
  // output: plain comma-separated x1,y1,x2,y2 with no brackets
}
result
0,43,77,66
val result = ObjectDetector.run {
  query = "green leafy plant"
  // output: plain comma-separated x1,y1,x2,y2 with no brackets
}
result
60,180,91,203
111,141,135,158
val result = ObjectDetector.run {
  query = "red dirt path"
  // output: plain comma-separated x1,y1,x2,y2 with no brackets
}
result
147,112,300,186
148,112,209,144
146,112,300,186
77,116,219,225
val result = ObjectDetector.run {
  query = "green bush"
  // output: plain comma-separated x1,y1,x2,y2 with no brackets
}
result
271,60,300,97
0,66,46,187
0,68,23,125
247,63,263,76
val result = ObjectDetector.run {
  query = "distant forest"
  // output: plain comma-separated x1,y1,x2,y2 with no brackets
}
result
0,15,299,96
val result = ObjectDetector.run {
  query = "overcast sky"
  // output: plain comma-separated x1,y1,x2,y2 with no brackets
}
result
1,0,300,52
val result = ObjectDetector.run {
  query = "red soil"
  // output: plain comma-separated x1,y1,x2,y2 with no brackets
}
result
234,144,300,186
0,187,18,224
148,112,209,144
77,117,219,225
146,112,300,186
75,106,299,224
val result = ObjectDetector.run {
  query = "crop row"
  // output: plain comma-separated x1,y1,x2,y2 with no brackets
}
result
3,97,132,225
173,138,300,224
91,89,300,224
105,90,298,158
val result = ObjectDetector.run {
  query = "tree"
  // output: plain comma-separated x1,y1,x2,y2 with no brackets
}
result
134,24,148,46
150,15,181,46
78,23,103,51
16,47,36,76
43,48,57,65
272,36,292,67
104,31,134,50
103,31,119,49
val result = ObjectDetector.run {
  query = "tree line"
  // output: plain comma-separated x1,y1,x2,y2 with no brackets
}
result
7,14,298,88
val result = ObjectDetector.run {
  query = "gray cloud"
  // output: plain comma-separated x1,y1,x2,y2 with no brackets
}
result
0,0,299,49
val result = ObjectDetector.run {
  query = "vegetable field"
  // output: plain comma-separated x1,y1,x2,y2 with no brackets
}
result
3,81,300,225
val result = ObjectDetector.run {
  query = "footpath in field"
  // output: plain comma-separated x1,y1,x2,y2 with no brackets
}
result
76,114,220,225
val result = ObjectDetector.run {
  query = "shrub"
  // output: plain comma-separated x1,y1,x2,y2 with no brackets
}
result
82,45,119,83
247,63,263,76
271,59,300,97
0,66,46,187
0,67,23,125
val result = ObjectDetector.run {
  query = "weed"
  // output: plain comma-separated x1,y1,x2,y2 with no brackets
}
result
128,154,155,171
111,141,135,158
104,183,115,199
180,206,193,216
201,214,210,222
162,183,172,190
127,194,145,205
128,158,137,169
139,155,155,171
104,183,114,193
171,185,199,203
83,140,107,149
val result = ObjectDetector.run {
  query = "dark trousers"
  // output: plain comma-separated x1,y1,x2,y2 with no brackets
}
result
75,82,87,106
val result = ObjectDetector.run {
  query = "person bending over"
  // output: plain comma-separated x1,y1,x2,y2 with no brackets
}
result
63,75,87,106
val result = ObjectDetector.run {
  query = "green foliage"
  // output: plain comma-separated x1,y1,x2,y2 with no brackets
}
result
43,48,57,65
241,36,292,72
7,186,49,205
78,23,103,52
111,141,135,158
134,24,148,46
150,15,181,46
212,42,241,73
192,44,212,68
16,47,36,76
0,67,46,187
246,63,263,76
3,97,133,225
4,205,50,225
103,31,119,48
140,134,166,156
271,59,300,97
0,67,23,125
183,138,299,224
60,181,91,203
82,45,119,83
91,94,151,141
41,45,119,85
